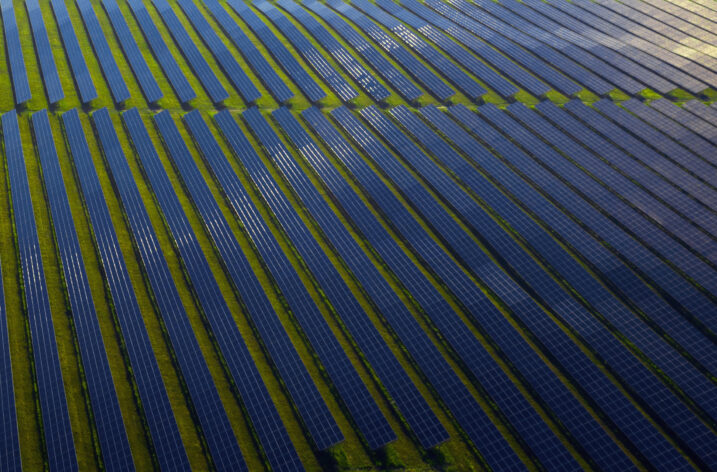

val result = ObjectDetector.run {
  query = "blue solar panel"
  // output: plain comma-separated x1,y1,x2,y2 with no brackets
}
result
126,108,306,471
617,0,717,47
568,99,717,216
304,107,588,471
200,0,293,103
650,99,717,146
255,1,357,102
621,99,717,183
425,0,585,97
567,0,717,88
270,107,449,450
350,0,485,100
227,0,326,102
101,0,163,103
126,0,195,103
3,110,78,472
538,101,717,268
449,104,717,469
75,0,129,104
592,99,717,194
1,0,31,105
544,0,708,94
229,107,397,449
682,100,717,138
181,110,342,451
151,0,228,103
91,108,245,472
417,104,705,470
303,0,421,101
327,0,455,101
32,110,135,472
61,109,190,472
26,0,64,104
497,0,670,95
149,110,304,472
0,265,20,472
475,103,717,407
375,0,517,98
174,0,260,103
276,0,389,101
611,0,717,44
399,0,548,98
50,0,97,103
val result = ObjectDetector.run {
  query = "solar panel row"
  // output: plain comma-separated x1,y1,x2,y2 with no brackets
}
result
151,0,229,103
303,0,421,101
150,110,304,472
101,0,163,104
276,0,390,101
415,105,701,470
32,110,135,472
1,0,31,105
350,0,485,100
126,0,195,103
201,0,293,103
0,264,20,472
619,0,717,46
175,0,260,103
375,0,517,99
91,108,246,472
183,111,343,451
649,99,717,146
61,109,191,472
51,0,98,103
327,0,454,101
3,110,78,472
26,0,65,104
399,0,548,98
75,0,129,104
228,0,325,102
255,1,358,102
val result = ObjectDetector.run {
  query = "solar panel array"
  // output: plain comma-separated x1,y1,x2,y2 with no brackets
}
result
1,0,716,470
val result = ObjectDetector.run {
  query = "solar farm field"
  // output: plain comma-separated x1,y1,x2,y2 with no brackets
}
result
0,0,715,469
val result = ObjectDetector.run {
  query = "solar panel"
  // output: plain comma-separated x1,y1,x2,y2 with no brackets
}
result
429,0,589,96
327,0,455,101
61,109,190,472
567,99,717,214
75,0,129,104
649,99,717,145
126,0,195,103
399,0,549,98
149,110,305,472
50,0,98,103
449,104,717,469
151,0,229,103
200,0,293,103
539,101,717,266
91,108,245,472
0,263,21,472
255,1,358,102
683,100,717,133
350,0,485,100
303,107,595,471
228,107,397,449
375,0,517,98
1,0,31,105
101,0,163,103
303,0,421,101
32,109,134,472
174,0,260,103
26,0,64,104
181,110,342,451
417,104,703,470
618,0,717,46
227,0,326,102
3,109,78,472
271,107,449,450
276,0,390,101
